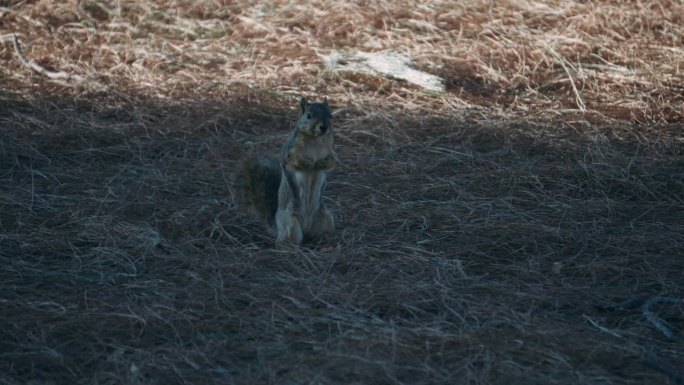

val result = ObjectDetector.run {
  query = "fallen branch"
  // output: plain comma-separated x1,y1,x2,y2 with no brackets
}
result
12,33,84,82
642,296,682,340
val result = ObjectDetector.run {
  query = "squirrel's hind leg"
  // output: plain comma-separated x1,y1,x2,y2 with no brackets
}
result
309,205,334,241
275,207,303,247
275,169,303,247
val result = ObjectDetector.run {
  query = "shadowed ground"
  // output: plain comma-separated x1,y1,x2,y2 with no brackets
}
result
1,92,682,384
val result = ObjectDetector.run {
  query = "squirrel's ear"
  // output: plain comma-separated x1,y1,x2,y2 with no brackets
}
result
323,97,328,107
299,97,309,114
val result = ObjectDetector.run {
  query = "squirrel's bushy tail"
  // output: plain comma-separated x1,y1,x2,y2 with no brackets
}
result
234,155,282,228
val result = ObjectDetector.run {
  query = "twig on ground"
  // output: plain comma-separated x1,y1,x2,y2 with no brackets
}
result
12,34,84,83
583,315,623,338
642,296,682,340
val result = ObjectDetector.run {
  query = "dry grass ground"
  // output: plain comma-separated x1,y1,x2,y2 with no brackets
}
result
1,1,683,384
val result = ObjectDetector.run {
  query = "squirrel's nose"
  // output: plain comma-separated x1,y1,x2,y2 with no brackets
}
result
319,124,327,134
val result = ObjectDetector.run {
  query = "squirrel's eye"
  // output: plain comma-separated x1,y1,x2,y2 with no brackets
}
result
306,113,311,119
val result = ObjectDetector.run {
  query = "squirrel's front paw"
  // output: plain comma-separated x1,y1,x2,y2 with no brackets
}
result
314,156,335,170
288,155,315,170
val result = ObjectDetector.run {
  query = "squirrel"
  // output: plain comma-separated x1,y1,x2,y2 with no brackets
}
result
235,97,336,247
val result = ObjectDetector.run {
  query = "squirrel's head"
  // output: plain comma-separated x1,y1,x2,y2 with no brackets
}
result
297,97,332,137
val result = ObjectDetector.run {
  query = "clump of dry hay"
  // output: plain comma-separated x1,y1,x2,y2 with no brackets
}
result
1,1,683,384
1,0,683,124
